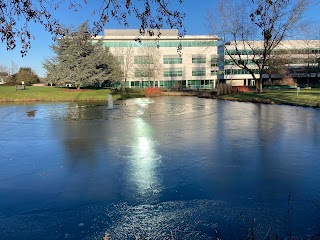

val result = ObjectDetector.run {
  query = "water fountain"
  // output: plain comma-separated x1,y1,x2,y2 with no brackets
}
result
107,94,114,109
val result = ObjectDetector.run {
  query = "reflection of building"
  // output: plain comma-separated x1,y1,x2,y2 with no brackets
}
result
219,40,320,86
95,29,219,89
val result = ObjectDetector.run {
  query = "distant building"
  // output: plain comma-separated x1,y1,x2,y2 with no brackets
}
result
0,72,10,84
218,40,320,86
95,29,320,88
95,29,219,89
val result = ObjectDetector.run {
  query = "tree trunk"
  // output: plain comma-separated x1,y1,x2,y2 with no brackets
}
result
121,80,125,93
256,75,263,93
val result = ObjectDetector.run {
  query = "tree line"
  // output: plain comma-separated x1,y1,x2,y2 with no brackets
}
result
1,0,318,92
0,63,40,85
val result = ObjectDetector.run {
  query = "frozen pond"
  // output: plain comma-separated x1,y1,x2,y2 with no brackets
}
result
0,96,319,239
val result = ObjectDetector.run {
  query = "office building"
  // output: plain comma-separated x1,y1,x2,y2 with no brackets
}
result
219,40,320,86
94,29,219,89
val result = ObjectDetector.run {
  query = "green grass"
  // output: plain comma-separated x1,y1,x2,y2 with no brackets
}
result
1,86,319,108
218,89,320,107
0,86,145,102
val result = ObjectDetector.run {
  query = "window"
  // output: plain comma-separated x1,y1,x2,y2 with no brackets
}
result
192,55,206,64
226,49,256,55
103,40,217,48
211,70,218,76
192,69,206,76
163,57,182,64
211,58,218,67
117,56,124,64
135,70,148,77
225,68,259,75
163,70,183,77
159,81,174,87
134,56,152,64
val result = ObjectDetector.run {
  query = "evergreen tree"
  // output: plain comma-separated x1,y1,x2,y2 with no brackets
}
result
12,67,40,85
43,22,122,88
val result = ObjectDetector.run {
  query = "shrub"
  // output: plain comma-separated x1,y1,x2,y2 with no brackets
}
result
233,86,250,93
279,77,297,86
144,87,162,97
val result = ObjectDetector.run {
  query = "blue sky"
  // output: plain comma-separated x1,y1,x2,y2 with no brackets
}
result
0,0,319,78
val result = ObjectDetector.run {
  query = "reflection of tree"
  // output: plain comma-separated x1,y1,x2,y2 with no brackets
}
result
26,110,37,118
64,103,104,121
53,103,108,167
63,137,97,167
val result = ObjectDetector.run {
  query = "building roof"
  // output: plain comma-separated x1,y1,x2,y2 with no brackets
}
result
221,40,320,49
104,29,179,37
93,29,219,41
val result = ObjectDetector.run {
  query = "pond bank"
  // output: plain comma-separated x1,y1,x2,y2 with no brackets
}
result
1,86,319,108
162,89,320,108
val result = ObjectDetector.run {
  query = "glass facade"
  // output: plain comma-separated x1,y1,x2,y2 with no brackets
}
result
188,80,212,89
224,68,259,75
286,58,319,64
225,49,255,55
163,57,182,64
103,40,217,48
159,80,175,87
211,58,218,67
192,56,206,64
224,59,256,65
163,70,183,77
97,32,223,88
134,56,152,64
211,70,218,76
134,70,149,77
224,47,320,56
130,81,153,88
192,69,206,76
127,80,213,89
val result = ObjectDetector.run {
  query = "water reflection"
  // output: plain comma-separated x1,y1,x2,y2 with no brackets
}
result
26,110,37,118
1,97,320,239
129,116,162,198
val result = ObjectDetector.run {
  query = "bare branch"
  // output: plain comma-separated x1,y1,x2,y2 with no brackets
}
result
209,0,309,92
0,0,185,55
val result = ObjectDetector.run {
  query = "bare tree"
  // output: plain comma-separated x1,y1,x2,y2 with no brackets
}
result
264,49,290,85
0,64,9,73
210,0,308,93
298,25,320,85
0,61,19,83
9,61,19,77
135,46,162,87
0,0,185,56
112,46,135,92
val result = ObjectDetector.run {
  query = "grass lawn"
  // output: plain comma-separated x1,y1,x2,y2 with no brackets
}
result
218,88,320,108
0,86,145,102
1,86,319,108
